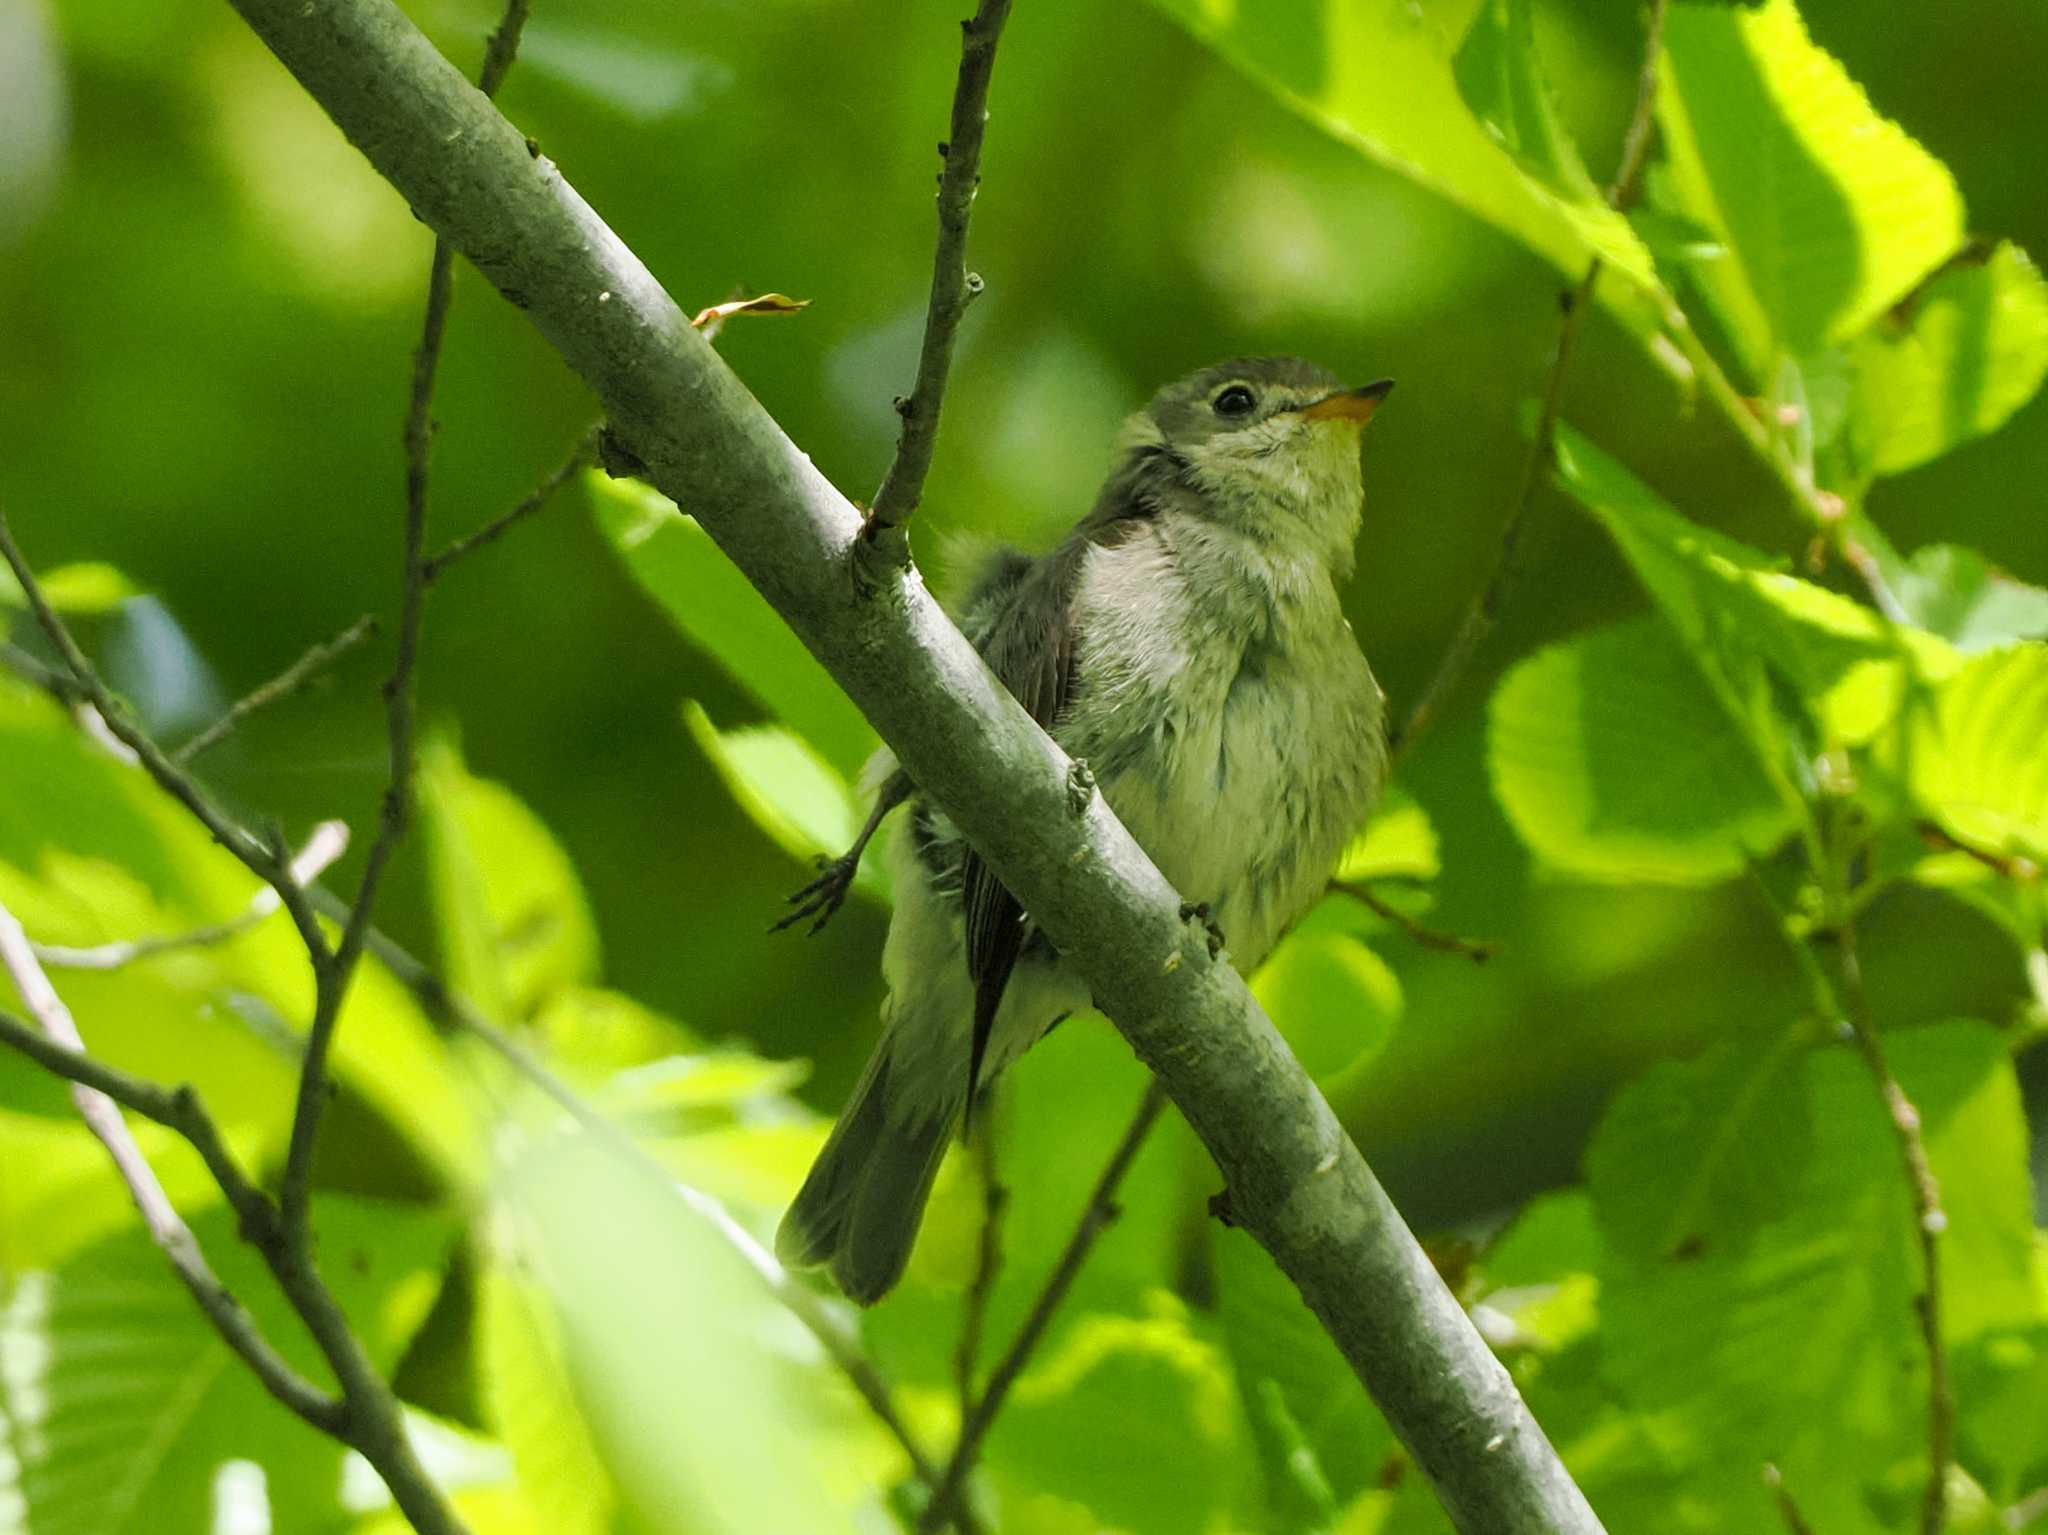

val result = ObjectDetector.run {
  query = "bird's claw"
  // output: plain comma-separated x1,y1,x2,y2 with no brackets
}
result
771,853,860,936
1179,901,1226,959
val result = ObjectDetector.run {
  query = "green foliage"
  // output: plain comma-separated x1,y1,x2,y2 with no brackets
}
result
1657,0,1965,370
0,1197,455,1535
5,0,2048,1530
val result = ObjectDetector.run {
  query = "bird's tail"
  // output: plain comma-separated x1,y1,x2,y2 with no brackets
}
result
776,1033,953,1306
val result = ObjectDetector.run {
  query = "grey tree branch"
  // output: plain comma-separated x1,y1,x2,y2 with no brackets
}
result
858,0,1012,570
213,1,1605,1526
1391,0,1667,763
920,1081,1168,1534
172,615,379,764
0,908,346,1436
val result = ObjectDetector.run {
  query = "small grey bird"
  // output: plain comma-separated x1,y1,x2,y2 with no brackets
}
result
777,356,1393,1303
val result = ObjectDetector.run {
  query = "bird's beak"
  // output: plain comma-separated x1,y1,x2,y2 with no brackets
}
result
1300,378,1395,425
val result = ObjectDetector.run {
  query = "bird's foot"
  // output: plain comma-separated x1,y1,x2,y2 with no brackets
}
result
772,852,860,936
1180,901,1226,959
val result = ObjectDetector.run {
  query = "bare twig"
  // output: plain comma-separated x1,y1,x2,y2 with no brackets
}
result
423,425,599,581
1391,0,1669,763
279,0,536,1245
1762,1464,1817,1535
856,0,1013,572
954,1101,1008,1417
1332,881,1498,963
34,821,350,971
173,616,379,763
1833,888,1952,1535
1,513,334,962
1916,819,2042,883
919,1081,1169,1534
0,905,345,1435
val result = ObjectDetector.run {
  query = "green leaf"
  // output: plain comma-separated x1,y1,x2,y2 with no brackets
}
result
0,560,139,615
476,1261,617,1535
1657,0,1966,374
1911,644,2048,863
1553,423,1958,735
503,1134,853,1535
1488,617,1799,882
1145,0,1659,325
1585,1027,1812,1264
1332,787,1438,883
592,475,875,776
1881,542,2048,654
682,702,890,905
1212,1224,1394,1520
1595,1023,2032,1519
1855,243,2048,476
0,1196,453,1535
1451,0,1645,281
1250,929,1400,1082
419,734,600,1024
989,1294,1243,1535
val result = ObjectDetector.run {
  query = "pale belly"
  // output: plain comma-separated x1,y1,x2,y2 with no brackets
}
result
1083,636,1385,972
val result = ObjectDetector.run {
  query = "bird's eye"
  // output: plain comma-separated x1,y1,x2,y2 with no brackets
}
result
1212,384,1257,418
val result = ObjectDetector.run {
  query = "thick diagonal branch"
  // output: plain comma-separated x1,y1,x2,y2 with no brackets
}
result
217,2,1603,1526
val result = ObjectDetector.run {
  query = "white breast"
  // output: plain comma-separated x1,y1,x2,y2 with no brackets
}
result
1061,523,1386,970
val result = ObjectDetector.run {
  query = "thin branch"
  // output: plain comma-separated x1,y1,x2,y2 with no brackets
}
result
220,0,1609,1522
1917,819,2042,884
1762,1464,1817,1535
422,424,598,581
0,906,345,1436
920,1081,1169,1534
857,0,1013,570
1391,0,1668,764
954,1100,1008,1418
1833,886,1952,1535
0,512,333,963
35,821,351,972
1332,881,1498,963
279,0,536,1246
172,615,379,764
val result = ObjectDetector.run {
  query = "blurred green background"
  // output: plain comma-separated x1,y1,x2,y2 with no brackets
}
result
4,0,2044,1238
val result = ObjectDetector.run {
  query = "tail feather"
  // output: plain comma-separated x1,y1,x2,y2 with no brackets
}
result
777,1040,955,1305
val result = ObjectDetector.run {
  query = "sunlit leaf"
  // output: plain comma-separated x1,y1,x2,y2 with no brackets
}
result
1451,0,1645,281
0,1196,453,1535
592,476,875,776
1854,243,2048,476
0,560,138,615
1911,644,2048,863
419,734,600,1024
1251,929,1400,1082
1332,787,1438,883
476,1261,617,1535
1146,0,1660,328
504,1134,850,1534
1880,542,2048,654
1488,617,1799,882
990,1294,1243,1535
682,702,890,905
1551,422,1959,745
1657,0,1966,374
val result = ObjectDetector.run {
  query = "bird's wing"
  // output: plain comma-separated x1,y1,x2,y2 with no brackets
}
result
957,548,1078,1108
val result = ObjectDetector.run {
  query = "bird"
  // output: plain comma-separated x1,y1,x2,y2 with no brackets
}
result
776,356,1393,1304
